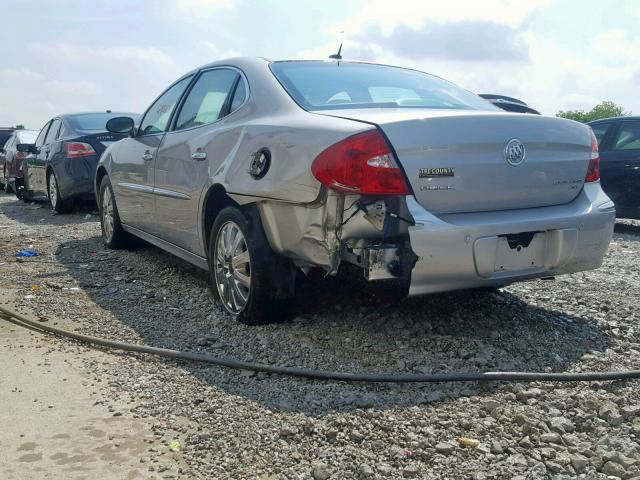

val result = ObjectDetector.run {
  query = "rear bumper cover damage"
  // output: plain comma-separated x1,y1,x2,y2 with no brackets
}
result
256,183,614,296
406,182,615,295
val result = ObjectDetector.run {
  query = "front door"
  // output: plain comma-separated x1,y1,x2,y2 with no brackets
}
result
111,75,194,234
25,120,52,199
154,68,242,254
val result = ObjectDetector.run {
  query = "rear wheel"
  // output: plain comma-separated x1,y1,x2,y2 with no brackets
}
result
98,175,132,249
14,178,23,200
0,167,8,192
208,206,293,325
47,170,70,213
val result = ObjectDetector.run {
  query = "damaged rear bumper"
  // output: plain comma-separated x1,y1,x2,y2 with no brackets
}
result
406,182,615,296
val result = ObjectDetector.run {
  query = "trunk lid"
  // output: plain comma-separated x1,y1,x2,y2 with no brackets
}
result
74,132,129,156
318,109,592,213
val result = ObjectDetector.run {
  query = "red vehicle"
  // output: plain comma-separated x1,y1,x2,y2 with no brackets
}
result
0,129,38,197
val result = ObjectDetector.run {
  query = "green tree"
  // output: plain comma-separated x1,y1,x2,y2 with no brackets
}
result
14,124,25,130
556,101,630,123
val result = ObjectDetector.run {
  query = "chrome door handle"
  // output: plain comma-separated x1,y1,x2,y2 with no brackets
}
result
191,151,207,161
141,152,153,161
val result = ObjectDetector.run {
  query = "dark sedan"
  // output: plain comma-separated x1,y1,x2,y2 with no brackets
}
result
20,111,139,212
588,116,640,219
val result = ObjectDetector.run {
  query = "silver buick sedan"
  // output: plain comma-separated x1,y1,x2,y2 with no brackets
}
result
96,57,615,324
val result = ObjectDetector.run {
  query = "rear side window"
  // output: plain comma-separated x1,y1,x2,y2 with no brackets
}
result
270,61,498,111
174,69,238,130
0,131,13,149
140,76,194,135
3,135,15,151
612,121,640,150
45,119,61,143
35,122,51,147
590,122,610,148
230,78,247,112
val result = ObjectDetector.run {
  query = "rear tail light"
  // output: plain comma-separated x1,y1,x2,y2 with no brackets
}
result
16,151,26,160
311,130,411,195
585,129,600,183
64,142,96,158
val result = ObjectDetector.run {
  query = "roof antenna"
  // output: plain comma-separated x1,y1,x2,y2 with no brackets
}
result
329,43,342,60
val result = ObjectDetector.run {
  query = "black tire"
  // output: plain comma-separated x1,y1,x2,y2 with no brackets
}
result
3,173,13,194
47,170,70,213
14,179,23,200
21,163,33,202
98,175,132,249
208,206,293,325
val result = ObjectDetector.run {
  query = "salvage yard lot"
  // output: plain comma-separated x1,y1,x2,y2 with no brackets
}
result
1,190,640,479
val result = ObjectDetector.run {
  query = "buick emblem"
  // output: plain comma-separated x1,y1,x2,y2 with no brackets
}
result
504,138,526,166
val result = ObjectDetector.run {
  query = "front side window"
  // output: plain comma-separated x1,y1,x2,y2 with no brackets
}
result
35,122,51,147
612,121,640,151
270,61,498,111
175,69,239,130
140,75,194,135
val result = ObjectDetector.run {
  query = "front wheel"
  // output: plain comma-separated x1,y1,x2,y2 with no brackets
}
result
98,175,132,249
208,206,293,325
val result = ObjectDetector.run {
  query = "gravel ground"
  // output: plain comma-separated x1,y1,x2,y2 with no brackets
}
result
1,191,640,479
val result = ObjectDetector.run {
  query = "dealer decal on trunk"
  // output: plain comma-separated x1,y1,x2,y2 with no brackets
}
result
419,167,455,178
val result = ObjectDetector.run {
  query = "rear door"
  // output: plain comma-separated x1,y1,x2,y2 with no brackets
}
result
154,68,242,254
601,120,640,213
42,118,63,190
110,75,194,234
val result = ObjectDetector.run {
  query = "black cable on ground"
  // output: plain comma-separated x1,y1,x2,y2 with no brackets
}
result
1,304,639,383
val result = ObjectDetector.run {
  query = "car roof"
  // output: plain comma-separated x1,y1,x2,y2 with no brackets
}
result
16,129,39,141
184,56,442,78
588,116,640,124
53,112,140,121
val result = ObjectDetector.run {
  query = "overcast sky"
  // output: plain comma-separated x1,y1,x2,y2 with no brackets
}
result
1,0,639,129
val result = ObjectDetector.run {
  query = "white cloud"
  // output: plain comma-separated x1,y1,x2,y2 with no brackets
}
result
592,29,640,66
101,47,177,66
327,0,552,37
197,41,242,60
297,0,639,116
28,43,178,68
176,0,235,14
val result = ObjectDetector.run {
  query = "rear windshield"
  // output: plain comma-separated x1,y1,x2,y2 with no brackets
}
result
17,131,38,143
0,131,13,148
66,113,138,132
270,61,498,111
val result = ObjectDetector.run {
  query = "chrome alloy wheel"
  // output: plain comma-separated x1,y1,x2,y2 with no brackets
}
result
214,221,251,314
49,174,58,209
101,186,114,242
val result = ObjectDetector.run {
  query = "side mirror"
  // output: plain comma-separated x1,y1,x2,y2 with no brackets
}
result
16,143,36,153
106,117,135,136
